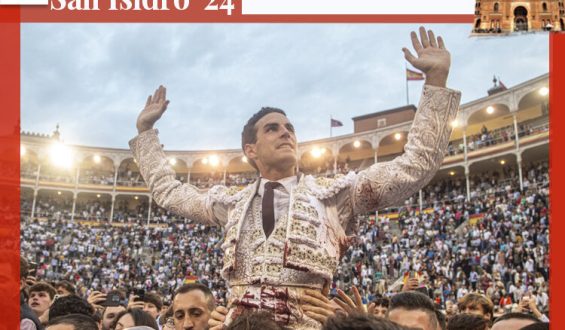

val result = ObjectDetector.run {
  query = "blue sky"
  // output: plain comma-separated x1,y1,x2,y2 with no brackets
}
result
21,24,549,150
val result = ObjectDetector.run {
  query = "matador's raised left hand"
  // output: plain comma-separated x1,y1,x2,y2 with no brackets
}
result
403,26,450,88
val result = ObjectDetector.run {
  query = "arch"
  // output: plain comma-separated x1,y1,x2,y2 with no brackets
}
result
80,154,115,169
475,18,482,29
75,192,113,221
35,189,74,220
226,156,256,187
542,2,548,12
520,143,548,163
190,158,225,188
465,104,514,152
515,87,549,136
168,157,188,171
514,6,529,31
117,157,139,172
191,158,222,173
494,2,499,12
299,147,334,175
116,158,145,187
113,194,150,223
191,156,225,170
422,165,467,207
168,157,189,183
468,152,517,171
468,153,518,191
517,86,550,111
38,160,76,184
337,140,374,172
338,139,373,155
79,154,116,186
377,130,409,147
376,131,409,162
466,103,511,126
227,155,255,173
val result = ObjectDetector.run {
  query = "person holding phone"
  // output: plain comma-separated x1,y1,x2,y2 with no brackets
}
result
130,27,461,329
518,292,550,323
88,290,127,330
124,290,165,328
402,270,421,292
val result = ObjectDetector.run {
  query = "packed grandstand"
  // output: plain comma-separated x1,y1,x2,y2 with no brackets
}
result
20,73,550,329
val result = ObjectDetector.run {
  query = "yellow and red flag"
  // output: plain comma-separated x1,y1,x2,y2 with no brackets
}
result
406,68,425,81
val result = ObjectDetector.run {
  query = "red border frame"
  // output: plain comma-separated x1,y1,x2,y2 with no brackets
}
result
0,5,21,329
549,32,563,327
0,4,560,328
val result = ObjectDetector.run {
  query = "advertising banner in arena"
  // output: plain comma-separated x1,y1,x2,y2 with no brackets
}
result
1,1,562,329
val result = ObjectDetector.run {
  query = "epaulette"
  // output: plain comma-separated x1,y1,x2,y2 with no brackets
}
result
303,171,356,200
208,183,255,206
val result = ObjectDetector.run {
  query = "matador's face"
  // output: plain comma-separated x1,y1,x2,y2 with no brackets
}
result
247,112,297,174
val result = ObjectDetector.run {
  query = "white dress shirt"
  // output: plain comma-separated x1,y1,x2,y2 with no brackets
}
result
257,175,298,224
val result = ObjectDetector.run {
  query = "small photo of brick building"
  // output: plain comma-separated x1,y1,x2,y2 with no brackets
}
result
472,0,565,35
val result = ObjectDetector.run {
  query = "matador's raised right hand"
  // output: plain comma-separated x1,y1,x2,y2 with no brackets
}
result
136,85,170,133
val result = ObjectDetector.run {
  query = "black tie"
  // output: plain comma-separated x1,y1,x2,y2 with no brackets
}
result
262,181,281,239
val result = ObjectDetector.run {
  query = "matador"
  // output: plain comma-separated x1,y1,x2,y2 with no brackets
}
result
130,27,461,329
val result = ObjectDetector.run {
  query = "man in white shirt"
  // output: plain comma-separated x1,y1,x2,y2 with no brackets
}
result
130,27,461,329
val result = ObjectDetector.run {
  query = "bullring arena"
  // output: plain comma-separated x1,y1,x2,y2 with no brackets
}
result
20,73,550,326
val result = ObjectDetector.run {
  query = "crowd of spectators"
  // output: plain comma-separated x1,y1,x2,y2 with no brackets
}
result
225,173,257,187
191,172,225,189
446,119,548,157
30,198,73,220
336,161,549,317
20,159,550,329
78,168,115,186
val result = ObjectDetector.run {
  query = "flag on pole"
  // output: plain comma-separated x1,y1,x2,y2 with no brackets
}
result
498,77,508,90
331,118,343,127
406,68,425,81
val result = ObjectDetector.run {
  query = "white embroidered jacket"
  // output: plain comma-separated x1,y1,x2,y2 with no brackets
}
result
129,85,461,289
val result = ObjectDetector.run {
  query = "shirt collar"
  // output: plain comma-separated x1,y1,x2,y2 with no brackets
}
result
258,175,298,197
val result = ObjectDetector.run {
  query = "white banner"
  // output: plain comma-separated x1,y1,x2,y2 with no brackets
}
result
242,0,475,15
0,0,47,4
